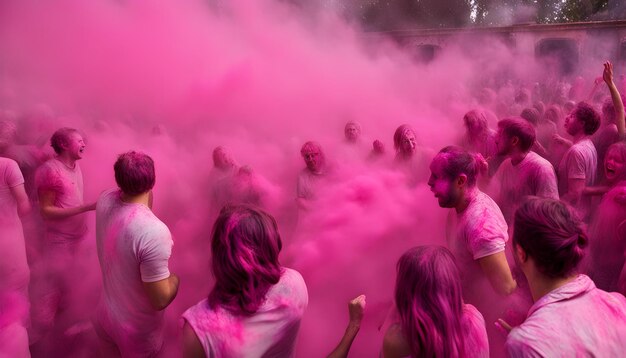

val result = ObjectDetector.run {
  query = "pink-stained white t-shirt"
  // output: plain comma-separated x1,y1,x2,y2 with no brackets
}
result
447,190,508,302
587,183,626,292
95,189,173,356
493,151,559,224
506,275,626,357
557,138,597,218
0,157,29,290
35,158,87,242
182,268,308,358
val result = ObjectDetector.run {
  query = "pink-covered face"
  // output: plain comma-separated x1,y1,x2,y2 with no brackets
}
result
428,156,459,208
302,147,323,173
344,123,360,142
213,148,235,170
64,132,86,160
564,112,583,137
605,147,626,184
399,130,417,155
495,127,512,156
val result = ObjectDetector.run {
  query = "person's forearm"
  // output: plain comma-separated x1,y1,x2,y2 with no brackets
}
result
40,203,93,220
583,186,610,197
327,322,361,358
608,81,625,138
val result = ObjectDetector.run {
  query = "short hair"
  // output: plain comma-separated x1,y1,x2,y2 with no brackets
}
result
435,146,484,187
533,101,545,115
301,141,322,155
498,118,536,152
114,151,155,196
345,120,361,131
50,127,79,154
572,102,601,135
513,197,587,278
393,124,416,151
395,246,465,357
520,107,540,126
209,205,283,315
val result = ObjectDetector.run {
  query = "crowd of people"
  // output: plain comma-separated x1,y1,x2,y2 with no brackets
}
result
2,60,626,357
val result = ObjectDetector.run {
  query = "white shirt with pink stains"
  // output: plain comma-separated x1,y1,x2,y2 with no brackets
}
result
0,157,29,290
447,189,508,303
493,151,559,224
506,275,626,357
35,158,86,242
95,189,173,356
183,268,308,358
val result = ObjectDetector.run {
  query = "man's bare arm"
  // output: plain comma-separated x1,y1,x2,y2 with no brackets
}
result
142,274,179,311
38,189,95,220
10,184,31,217
477,251,517,296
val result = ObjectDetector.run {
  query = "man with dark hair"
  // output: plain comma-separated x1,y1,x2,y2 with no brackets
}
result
32,127,96,347
94,151,179,356
492,118,559,224
558,102,601,219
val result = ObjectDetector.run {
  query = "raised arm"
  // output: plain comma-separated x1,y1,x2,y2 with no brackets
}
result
327,295,366,358
604,61,625,139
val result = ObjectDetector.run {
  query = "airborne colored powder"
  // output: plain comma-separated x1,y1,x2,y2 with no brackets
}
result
0,0,622,356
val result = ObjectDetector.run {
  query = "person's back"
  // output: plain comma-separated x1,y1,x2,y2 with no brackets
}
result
94,151,177,356
504,197,626,357
383,304,488,358
506,275,626,357
182,268,308,358
96,189,172,331
182,205,308,358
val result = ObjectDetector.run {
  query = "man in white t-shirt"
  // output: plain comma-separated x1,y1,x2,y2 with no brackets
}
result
94,151,179,356
32,127,96,348
492,118,559,224
428,146,517,302
557,102,601,219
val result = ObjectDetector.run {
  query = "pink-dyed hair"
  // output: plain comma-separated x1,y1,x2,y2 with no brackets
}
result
436,146,485,187
394,246,466,357
498,117,536,152
114,151,155,196
573,102,601,135
513,197,588,278
393,124,416,151
209,205,283,315
50,127,79,154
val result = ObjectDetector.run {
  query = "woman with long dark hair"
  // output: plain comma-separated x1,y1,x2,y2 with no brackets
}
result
182,205,308,357
382,246,489,358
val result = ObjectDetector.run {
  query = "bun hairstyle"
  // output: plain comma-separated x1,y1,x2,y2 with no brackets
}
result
513,197,588,278
437,146,485,187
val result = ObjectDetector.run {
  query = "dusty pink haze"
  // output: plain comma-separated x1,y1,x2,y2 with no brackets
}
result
0,0,623,356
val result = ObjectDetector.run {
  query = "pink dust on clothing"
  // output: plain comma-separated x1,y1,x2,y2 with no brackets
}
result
587,183,626,291
182,268,308,357
492,151,559,224
557,138,597,218
506,275,626,357
95,189,173,356
0,157,29,358
446,189,508,303
35,157,87,242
